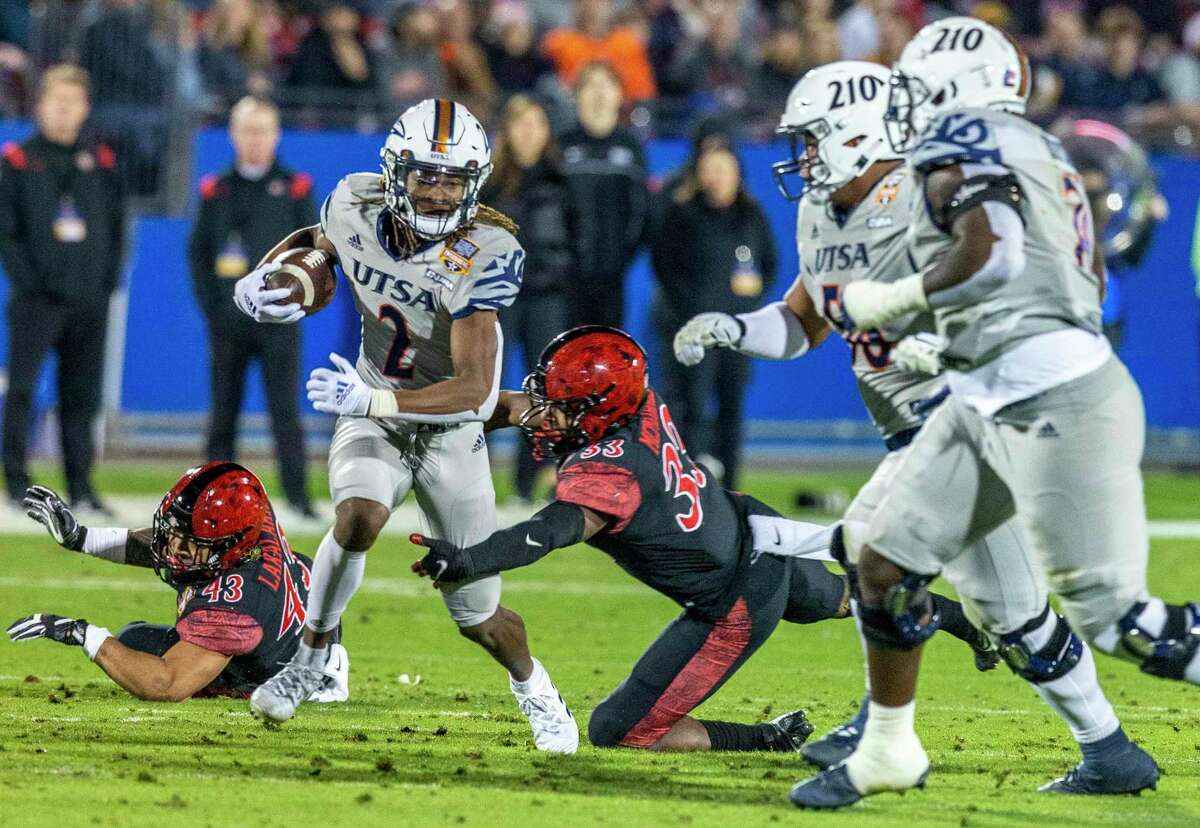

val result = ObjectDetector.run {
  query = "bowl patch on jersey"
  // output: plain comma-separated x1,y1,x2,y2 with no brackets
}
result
440,237,480,274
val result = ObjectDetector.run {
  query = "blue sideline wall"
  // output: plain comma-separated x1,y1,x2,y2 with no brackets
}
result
0,124,1197,431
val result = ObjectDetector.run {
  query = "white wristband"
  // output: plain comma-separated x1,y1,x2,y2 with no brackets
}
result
83,624,113,661
82,527,129,562
367,389,400,418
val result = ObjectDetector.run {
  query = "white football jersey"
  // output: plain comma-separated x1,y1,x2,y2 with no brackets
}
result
320,173,524,393
796,167,942,439
907,108,1102,369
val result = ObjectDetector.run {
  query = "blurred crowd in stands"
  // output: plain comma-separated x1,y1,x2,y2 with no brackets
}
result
2,1,1200,148
0,0,1195,499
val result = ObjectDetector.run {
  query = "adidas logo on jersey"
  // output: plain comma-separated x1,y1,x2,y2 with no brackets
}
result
347,234,363,251
1036,421,1059,439
472,433,486,453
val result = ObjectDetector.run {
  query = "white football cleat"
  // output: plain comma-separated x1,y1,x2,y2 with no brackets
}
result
250,657,328,724
511,658,578,754
310,643,350,703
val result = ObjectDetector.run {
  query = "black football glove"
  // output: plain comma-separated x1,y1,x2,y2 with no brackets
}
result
23,485,86,551
7,613,89,647
409,533,474,584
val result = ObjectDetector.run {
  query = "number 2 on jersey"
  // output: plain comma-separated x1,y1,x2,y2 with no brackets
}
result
379,305,415,379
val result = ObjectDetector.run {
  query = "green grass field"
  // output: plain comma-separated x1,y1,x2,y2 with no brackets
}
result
1,465,1198,827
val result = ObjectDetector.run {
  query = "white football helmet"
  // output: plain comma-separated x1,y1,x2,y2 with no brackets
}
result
773,61,897,205
885,17,1031,154
380,98,492,240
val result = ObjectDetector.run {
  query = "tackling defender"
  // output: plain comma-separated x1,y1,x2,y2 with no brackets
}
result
7,464,348,703
232,98,576,751
780,20,1195,807
411,325,995,752
677,59,1158,797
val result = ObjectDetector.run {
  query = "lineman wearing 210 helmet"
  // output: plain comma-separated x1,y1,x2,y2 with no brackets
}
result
677,60,1157,802
234,99,577,752
789,19,1186,807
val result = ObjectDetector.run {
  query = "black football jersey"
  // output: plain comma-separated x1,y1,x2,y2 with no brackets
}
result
174,508,313,692
555,389,748,618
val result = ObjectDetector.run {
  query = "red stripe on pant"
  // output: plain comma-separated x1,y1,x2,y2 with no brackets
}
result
620,597,753,748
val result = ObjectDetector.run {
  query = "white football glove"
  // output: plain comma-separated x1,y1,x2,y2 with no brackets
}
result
892,333,947,376
307,353,371,416
233,262,306,324
673,313,743,367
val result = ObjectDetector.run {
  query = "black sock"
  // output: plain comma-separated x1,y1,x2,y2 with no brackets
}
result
930,593,977,643
699,720,789,752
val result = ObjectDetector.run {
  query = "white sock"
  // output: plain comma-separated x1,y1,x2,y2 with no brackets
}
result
1093,598,1165,655
1029,643,1119,744
510,657,547,694
294,640,330,669
305,529,367,634
844,701,928,794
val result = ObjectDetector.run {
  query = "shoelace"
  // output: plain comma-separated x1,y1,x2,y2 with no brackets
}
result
828,723,861,741
267,665,324,701
517,694,569,732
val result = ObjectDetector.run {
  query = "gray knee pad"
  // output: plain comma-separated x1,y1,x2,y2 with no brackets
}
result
998,607,1082,683
1115,601,1200,680
858,572,941,650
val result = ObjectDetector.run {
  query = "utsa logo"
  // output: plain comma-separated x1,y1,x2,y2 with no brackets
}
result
812,243,870,274
347,257,437,311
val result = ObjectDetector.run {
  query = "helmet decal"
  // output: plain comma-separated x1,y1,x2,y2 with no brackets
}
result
430,98,455,155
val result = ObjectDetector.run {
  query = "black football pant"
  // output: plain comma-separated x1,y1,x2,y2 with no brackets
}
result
587,550,846,748
206,321,309,509
667,346,750,490
2,294,110,501
568,275,625,330
498,291,569,499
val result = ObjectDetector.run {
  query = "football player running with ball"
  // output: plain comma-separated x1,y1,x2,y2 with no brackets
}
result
676,58,1159,802
232,99,577,751
412,326,994,753
8,464,348,703
761,21,1186,806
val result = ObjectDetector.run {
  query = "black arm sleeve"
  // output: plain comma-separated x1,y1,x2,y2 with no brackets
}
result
464,501,586,576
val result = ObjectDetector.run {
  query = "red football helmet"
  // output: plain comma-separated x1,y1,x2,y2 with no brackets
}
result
521,325,649,457
151,461,270,586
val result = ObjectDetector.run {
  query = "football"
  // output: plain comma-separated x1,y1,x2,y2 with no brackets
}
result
267,247,337,315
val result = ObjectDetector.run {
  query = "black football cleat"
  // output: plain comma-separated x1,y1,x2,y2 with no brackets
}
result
800,702,864,769
969,629,1001,672
1040,741,1160,795
768,709,815,751
800,721,861,769
790,764,929,810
